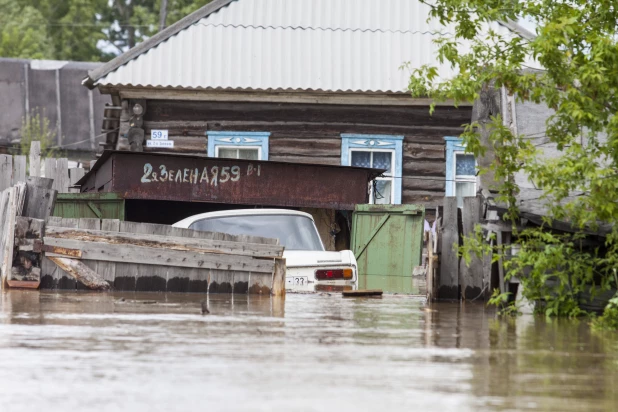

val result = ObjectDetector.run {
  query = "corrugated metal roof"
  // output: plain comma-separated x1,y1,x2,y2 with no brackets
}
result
94,0,533,93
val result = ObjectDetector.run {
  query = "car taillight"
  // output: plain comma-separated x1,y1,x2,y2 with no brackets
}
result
315,269,353,280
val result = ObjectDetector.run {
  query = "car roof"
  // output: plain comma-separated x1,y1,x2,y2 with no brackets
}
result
173,209,315,227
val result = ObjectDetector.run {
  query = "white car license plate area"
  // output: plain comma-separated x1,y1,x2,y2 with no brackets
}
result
287,277,308,286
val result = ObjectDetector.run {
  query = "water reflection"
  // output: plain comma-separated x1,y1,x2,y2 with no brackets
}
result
0,291,616,411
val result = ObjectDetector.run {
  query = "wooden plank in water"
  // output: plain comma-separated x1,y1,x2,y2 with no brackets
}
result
77,218,101,289
48,257,110,290
342,289,383,297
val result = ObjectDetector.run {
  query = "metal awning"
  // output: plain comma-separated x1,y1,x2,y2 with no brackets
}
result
78,151,382,210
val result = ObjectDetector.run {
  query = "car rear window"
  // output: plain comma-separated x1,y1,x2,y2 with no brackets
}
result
189,214,325,251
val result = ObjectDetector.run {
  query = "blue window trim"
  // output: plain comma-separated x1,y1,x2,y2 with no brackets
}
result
341,134,404,204
444,136,466,196
206,131,270,160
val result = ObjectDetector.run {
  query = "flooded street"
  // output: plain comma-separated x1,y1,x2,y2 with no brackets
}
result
0,291,617,412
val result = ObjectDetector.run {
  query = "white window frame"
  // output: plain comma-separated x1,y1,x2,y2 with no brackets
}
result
215,145,262,160
445,136,478,206
349,148,396,204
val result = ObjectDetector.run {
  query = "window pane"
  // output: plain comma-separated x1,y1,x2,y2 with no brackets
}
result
351,151,371,168
238,148,259,160
218,148,238,159
373,179,392,204
456,154,476,176
372,152,392,175
456,181,476,207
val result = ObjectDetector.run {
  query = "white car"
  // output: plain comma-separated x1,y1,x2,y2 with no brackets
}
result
173,209,358,291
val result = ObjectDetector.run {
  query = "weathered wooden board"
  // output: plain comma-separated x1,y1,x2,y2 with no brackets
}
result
48,257,110,291
45,226,284,257
76,218,101,290
12,155,27,185
43,237,277,273
438,197,459,300
461,196,484,300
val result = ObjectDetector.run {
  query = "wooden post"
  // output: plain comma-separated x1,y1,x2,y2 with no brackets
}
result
438,197,459,300
8,216,45,288
271,257,286,297
29,141,41,177
461,196,484,300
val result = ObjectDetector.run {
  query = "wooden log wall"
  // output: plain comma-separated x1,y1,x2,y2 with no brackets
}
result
136,100,472,207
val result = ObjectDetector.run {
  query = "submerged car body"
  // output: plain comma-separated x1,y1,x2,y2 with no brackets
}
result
172,209,357,291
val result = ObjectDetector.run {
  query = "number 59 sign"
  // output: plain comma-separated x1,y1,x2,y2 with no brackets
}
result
151,129,168,140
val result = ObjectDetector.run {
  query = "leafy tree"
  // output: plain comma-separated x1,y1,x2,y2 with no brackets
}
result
0,0,53,59
0,0,213,62
408,0,618,321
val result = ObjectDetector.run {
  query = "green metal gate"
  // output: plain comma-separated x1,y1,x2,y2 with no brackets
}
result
53,193,125,220
351,204,425,293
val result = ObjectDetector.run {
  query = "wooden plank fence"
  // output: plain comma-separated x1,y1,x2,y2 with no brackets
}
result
0,141,86,193
41,217,285,295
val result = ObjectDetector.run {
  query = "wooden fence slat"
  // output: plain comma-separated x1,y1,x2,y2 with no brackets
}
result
44,158,57,191
12,155,27,185
438,197,459,300
56,158,69,193
0,155,12,192
29,142,41,177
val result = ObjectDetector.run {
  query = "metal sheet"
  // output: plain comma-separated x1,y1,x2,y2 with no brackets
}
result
81,151,379,210
96,0,535,93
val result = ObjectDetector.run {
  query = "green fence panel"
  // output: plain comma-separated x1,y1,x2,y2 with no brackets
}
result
53,193,125,221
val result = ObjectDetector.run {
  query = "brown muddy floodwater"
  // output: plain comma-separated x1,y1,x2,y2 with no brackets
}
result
0,290,617,412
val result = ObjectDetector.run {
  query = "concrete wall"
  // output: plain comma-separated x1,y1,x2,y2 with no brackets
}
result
0,58,111,154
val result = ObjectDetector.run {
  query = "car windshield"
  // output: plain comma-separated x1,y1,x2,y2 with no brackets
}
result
188,214,325,251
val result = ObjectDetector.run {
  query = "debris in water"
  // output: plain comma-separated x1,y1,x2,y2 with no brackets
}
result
342,289,383,297
201,300,210,315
